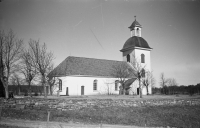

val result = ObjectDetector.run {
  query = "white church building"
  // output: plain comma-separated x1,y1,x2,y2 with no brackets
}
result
48,18,152,96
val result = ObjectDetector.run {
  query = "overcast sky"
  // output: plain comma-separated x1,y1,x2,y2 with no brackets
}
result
0,0,200,86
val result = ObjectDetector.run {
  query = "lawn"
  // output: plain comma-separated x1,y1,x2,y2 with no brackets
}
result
1,95,200,128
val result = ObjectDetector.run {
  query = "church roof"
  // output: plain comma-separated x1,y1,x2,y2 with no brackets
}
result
129,20,142,30
120,36,152,52
48,56,136,78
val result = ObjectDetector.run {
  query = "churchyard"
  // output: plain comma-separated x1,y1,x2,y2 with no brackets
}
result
0,95,200,128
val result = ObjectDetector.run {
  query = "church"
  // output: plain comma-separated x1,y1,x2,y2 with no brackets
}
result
48,18,152,96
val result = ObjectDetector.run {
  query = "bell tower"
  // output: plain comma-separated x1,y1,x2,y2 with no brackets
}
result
120,17,152,71
120,17,153,95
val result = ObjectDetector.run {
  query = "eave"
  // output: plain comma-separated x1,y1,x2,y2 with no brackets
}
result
120,46,152,52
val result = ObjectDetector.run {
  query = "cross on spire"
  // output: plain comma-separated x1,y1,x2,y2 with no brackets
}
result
134,16,136,21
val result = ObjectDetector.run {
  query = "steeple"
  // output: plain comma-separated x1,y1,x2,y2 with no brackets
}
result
121,17,152,72
128,16,142,37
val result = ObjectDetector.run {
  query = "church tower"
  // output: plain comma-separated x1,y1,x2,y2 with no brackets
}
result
120,17,152,71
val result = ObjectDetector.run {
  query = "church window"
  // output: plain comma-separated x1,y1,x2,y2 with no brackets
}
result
141,54,145,63
59,79,62,91
115,80,119,91
93,80,97,91
127,54,130,62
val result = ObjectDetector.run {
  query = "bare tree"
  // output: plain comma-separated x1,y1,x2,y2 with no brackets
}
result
104,79,114,95
20,49,38,96
111,62,133,95
130,57,146,98
47,77,56,95
111,56,146,98
160,73,169,94
28,39,54,98
46,64,56,95
142,71,155,95
167,78,178,95
0,31,5,97
0,30,23,98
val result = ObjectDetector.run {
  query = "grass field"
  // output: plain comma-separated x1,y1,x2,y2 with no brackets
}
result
0,124,29,128
1,95,200,128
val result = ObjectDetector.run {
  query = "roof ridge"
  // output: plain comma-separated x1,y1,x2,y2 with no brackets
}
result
67,56,123,62
48,56,135,78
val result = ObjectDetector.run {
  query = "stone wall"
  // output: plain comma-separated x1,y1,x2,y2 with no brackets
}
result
1,98,200,111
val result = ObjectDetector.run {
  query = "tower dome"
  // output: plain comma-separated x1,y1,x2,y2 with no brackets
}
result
120,36,152,52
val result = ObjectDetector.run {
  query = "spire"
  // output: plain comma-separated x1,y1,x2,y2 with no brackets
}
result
128,16,142,31
129,16,142,37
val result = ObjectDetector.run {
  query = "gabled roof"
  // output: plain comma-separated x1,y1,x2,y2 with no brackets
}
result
48,56,136,78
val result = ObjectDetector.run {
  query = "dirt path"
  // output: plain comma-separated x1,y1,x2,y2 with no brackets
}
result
0,117,164,128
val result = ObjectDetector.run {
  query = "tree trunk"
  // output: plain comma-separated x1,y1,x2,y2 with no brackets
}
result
4,86,8,98
1,78,9,99
43,85,47,98
2,79,9,98
50,85,53,95
146,86,149,95
48,79,55,96
123,89,126,95
43,83,47,98
28,83,32,97
139,78,142,98
18,84,20,95
42,75,47,98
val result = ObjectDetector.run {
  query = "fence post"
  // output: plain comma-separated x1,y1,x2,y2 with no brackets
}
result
47,111,50,128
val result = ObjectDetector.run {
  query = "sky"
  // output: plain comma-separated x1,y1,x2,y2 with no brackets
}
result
0,0,200,86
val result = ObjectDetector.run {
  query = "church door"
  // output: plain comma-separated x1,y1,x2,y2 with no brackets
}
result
66,87,69,96
137,88,139,95
81,86,84,95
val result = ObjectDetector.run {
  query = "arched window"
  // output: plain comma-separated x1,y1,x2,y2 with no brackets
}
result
127,54,130,62
59,79,62,91
141,54,145,63
115,80,119,91
93,80,97,91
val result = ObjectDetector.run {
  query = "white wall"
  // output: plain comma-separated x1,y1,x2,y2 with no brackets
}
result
129,79,152,95
134,48,151,71
53,76,121,96
52,75,152,96
122,48,151,72
122,49,135,62
121,48,152,95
